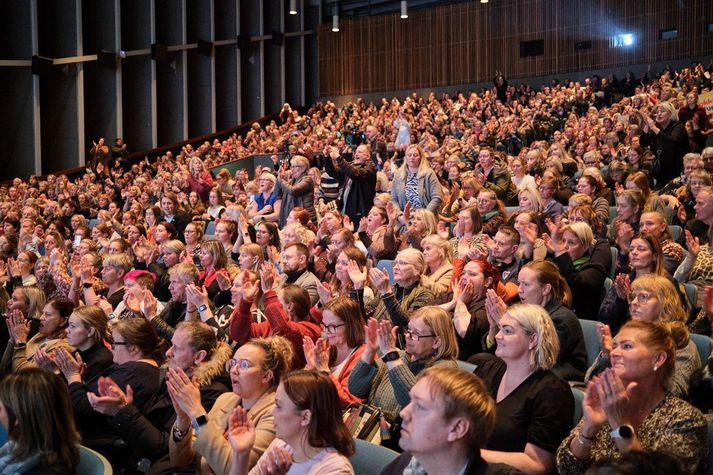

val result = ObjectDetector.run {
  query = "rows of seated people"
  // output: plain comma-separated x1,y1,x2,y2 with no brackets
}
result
0,62,712,474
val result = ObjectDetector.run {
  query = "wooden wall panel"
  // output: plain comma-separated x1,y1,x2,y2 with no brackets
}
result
318,0,713,97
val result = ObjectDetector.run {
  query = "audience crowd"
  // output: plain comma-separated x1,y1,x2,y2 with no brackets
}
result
0,61,712,474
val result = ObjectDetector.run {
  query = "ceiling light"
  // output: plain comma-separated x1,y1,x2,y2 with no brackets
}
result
400,1,408,19
289,0,297,15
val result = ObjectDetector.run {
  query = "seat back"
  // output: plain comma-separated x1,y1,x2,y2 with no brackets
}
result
457,359,478,373
77,445,112,475
669,225,683,242
683,283,699,309
376,260,395,285
579,319,601,367
690,333,713,364
350,438,399,475
609,247,618,280
205,220,217,237
571,387,585,426
608,206,617,224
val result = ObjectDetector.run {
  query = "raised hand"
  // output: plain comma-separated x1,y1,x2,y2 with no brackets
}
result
227,406,257,454
186,284,210,310
53,347,85,382
597,323,613,355
436,221,450,240
8,309,30,345
358,217,368,233
87,377,133,416
346,259,367,289
259,262,276,293
315,280,333,306
402,202,412,225
166,367,205,420
140,289,158,320
581,376,607,431
613,274,631,301
376,319,398,357
241,272,260,303
385,201,399,224
522,222,539,245
596,368,638,429
363,318,380,357
685,230,700,258
368,267,391,296
342,215,354,233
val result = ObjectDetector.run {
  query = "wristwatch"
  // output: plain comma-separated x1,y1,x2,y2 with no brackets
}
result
381,350,400,362
191,415,208,431
82,282,93,289
172,425,189,442
610,424,634,440
198,304,208,313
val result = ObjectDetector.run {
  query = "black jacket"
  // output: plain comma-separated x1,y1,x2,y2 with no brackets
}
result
325,154,377,224
640,119,688,186
545,300,588,381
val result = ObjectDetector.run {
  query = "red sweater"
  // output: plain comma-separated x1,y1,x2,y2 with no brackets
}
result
229,290,320,368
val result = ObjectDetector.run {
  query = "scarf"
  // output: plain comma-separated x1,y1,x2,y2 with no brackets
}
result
572,255,590,270
0,442,41,475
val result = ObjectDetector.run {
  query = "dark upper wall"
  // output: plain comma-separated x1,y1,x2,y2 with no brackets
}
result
318,0,713,97
0,0,319,181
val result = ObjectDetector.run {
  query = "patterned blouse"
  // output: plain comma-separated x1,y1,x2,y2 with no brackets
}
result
556,392,708,474
404,172,424,209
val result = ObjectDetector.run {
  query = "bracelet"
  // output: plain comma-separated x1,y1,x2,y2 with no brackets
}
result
579,431,596,441
576,434,594,447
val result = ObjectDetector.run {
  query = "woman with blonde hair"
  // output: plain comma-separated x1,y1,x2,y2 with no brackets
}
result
588,273,698,398
472,303,574,474
365,248,434,346
546,221,608,320
63,305,112,384
187,156,214,202
348,306,459,422
391,144,443,214
420,234,453,297
395,208,438,252
237,243,264,272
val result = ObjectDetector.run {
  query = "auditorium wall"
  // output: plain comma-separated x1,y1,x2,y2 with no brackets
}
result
318,0,713,98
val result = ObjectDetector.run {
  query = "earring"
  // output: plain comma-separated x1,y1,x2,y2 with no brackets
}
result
653,365,658,372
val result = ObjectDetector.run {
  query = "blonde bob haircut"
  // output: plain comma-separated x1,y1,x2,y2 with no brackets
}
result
420,234,453,264
561,221,595,249
410,306,459,364
396,248,427,282
517,186,542,213
417,367,495,448
412,209,438,236
505,303,559,372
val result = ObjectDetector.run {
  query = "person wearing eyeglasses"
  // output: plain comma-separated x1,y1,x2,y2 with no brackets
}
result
348,307,459,440
275,155,316,228
587,274,699,400
53,317,164,466
302,297,366,407
169,335,293,474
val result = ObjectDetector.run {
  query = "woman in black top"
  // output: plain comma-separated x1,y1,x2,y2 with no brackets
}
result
470,303,573,474
54,318,163,463
63,305,112,384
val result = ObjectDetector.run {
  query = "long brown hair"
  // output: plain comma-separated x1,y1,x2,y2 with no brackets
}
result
0,368,80,470
281,370,355,457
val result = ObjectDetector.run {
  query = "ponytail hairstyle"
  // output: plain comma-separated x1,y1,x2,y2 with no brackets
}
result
521,260,572,308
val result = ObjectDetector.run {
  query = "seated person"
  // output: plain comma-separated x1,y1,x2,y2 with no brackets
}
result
168,335,292,473
470,303,574,474
381,367,496,475
556,320,707,475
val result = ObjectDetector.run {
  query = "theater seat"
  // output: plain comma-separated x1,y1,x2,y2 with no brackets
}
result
457,359,478,373
571,387,585,426
350,438,399,475
579,319,601,367
690,333,712,364
76,445,112,475
376,260,395,285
